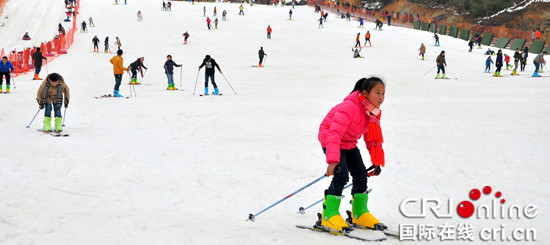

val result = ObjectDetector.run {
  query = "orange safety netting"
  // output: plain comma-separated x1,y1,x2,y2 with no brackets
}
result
0,0,8,17
0,0,80,78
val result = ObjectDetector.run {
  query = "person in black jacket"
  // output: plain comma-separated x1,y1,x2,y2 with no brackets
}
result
164,55,181,90
258,47,267,67
32,48,47,80
104,36,110,53
494,49,503,77
512,48,521,75
129,57,147,84
92,35,100,52
198,55,222,95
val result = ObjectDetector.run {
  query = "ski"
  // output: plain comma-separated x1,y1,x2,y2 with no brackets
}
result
345,210,399,238
435,77,458,80
128,83,153,85
199,93,222,96
50,131,70,137
95,94,129,99
36,129,51,134
296,224,386,242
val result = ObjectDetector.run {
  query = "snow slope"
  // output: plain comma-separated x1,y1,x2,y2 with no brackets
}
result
0,0,549,244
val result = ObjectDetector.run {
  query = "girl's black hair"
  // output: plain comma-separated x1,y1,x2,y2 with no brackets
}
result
351,77,385,94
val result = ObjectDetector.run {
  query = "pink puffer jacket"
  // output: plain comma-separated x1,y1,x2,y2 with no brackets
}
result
318,91,370,164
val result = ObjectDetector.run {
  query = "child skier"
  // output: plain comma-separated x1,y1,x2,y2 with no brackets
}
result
0,56,15,93
318,77,386,232
485,56,493,73
435,51,446,79
129,57,147,85
365,31,371,47
198,55,222,95
163,55,181,90
32,48,47,80
258,47,267,67
109,49,128,97
115,37,122,50
485,48,495,55
494,49,503,77
92,35,100,52
36,73,70,133
183,31,190,44
359,17,364,28
504,54,511,70
433,33,439,46
512,48,520,75
418,43,426,60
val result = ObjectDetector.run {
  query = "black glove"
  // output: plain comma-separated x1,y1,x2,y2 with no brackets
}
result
367,165,381,177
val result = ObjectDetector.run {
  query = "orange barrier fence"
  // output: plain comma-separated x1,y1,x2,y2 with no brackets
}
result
0,0,80,77
0,0,7,17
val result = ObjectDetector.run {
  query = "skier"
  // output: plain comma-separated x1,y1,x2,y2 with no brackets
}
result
258,47,267,67
512,49,521,75
504,54,511,70
358,17,364,28
494,49,503,77
163,55,181,90
323,12,328,22
354,33,361,48
36,73,70,133
162,1,167,11
92,35,100,52
129,57,147,85
0,56,15,93
239,5,244,15
215,18,219,29
81,21,87,32
32,48,47,80
89,17,94,27
109,49,129,97
267,25,272,39
183,31,190,44
167,2,171,11
418,43,426,60
532,51,546,77
485,56,493,73
433,33,439,46
468,39,474,52
114,37,122,50
318,77,386,232
203,6,207,16
364,31,371,47
352,47,361,58
484,48,495,55
521,46,529,72
137,10,143,21
214,6,217,16
345,11,351,21
104,36,110,53
289,9,293,20
318,17,324,28
222,10,227,20
198,55,222,95
206,17,211,30
58,23,63,34
435,51,446,79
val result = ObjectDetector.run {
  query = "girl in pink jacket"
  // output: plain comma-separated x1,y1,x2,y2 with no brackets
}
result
317,77,386,232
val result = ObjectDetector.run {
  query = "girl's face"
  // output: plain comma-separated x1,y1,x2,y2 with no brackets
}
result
363,83,385,108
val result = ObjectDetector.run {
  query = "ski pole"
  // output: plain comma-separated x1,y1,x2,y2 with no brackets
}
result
220,72,237,95
193,69,199,95
26,108,42,128
62,107,67,127
246,174,327,222
180,66,183,88
11,73,15,89
423,65,436,75
140,69,148,84
263,55,267,66
297,183,352,215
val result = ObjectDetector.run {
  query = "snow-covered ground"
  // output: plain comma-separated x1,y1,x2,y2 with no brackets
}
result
1,0,549,244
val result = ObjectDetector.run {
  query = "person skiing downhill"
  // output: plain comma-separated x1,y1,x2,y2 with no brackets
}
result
222,10,227,20
183,31,190,44
289,9,293,20
115,37,122,50
137,10,143,21
198,55,222,95
88,17,94,27
318,17,324,28
129,57,147,85
215,18,219,29
532,51,546,77
435,51,446,79
494,49,503,77
214,6,217,16
364,31,371,47
318,77,386,232
354,33,361,48
164,55,181,90
104,36,110,53
206,17,211,30
267,25,272,39
433,33,440,46
468,39,474,52
258,47,267,67
359,17,364,28
32,48,47,80
418,43,426,60
36,73,70,133
81,21,87,32
109,49,129,97
504,54,511,70
485,56,494,73
92,35,100,52
203,6,207,16
0,56,15,93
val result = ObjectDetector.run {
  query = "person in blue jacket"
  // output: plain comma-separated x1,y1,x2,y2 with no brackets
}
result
0,56,15,93
164,55,181,90
485,56,493,73
359,17,364,28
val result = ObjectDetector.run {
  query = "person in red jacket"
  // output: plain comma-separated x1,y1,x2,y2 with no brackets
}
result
317,77,386,232
267,25,272,39
206,17,211,30
355,33,361,48
504,54,511,70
